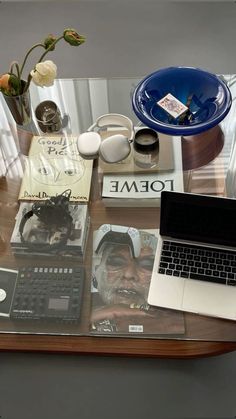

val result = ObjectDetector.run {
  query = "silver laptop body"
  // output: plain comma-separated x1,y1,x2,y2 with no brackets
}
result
148,191,236,321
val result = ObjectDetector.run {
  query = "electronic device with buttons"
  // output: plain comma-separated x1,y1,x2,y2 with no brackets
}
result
0,268,18,317
10,266,85,322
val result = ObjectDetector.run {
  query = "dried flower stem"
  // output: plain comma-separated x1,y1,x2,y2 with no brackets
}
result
23,36,64,93
0,29,85,96
37,36,64,63
9,61,20,79
19,43,45,78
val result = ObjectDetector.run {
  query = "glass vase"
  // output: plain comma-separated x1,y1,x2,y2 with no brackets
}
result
3,82,31,126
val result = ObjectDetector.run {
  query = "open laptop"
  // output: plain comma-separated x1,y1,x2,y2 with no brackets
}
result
148,191,236,320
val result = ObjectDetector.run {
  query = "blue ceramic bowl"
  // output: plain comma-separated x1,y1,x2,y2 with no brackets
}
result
132,67,232,136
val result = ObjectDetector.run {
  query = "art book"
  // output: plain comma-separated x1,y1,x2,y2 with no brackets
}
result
102,171,183,200
90,226,185,337
10,202,89,258
101,135,183,207
18,136,93,202
99,132,175,174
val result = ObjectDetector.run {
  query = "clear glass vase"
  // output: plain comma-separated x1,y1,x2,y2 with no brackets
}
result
3,82,31,126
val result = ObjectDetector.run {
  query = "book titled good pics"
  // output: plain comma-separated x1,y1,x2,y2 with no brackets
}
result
101,135,184,207
18,136,93,202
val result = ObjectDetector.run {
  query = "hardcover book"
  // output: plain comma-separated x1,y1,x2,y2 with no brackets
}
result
10,202,89,259
18,136,93,202
90,226,185,337
99,132,175,174
101,137,183,207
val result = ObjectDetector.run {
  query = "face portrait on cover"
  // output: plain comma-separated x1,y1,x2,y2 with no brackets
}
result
95,231,157,306
29,155,85,186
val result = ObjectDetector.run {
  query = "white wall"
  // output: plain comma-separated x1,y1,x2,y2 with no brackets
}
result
0,1,236,78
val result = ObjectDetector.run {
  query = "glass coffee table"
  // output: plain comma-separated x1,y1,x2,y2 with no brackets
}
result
0,76,236,358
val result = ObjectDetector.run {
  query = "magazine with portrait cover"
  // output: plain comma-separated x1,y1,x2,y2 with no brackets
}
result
18,136,93,202
90,225,185,337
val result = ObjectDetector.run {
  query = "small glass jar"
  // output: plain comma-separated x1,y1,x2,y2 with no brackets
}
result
35,100,62,134
133,128,159,169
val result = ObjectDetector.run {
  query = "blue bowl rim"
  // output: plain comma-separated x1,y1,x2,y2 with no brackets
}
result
132,66,232,136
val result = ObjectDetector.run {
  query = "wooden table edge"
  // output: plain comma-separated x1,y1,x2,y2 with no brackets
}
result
0,334,236,358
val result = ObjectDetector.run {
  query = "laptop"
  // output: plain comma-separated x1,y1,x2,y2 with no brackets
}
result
148,191,236,321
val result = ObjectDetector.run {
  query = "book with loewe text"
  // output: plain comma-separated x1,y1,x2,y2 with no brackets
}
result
101,136,183,207
90,226,185,337
18,136,93,202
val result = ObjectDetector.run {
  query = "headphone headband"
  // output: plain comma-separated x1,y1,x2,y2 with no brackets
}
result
78,113,134,163
96,113,134,140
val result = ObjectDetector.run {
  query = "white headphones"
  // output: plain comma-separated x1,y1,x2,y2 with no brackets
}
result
77,113,134,163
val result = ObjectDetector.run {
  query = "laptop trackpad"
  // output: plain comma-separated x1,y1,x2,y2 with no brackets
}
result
182,280,236,319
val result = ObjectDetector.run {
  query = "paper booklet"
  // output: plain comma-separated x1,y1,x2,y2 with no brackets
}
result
18,136,93,202
90,226,185,337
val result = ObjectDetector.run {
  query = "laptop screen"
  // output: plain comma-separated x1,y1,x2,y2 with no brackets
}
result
160,191,236,247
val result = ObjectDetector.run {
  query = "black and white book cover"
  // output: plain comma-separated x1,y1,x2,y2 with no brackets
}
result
10,202,89,257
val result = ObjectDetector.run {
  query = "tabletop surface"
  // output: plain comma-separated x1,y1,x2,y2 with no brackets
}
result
1,76,236,358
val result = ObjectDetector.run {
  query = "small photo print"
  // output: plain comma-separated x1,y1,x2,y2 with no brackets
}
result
157,93,188,119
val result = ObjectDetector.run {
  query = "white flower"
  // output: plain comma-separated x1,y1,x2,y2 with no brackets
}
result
30,60,57,87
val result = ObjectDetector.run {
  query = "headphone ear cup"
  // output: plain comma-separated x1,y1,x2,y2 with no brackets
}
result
99,134,131,163
77,132,101,159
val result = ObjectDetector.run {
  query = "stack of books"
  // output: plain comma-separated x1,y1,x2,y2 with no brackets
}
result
10,134,94,260
10,202,90,260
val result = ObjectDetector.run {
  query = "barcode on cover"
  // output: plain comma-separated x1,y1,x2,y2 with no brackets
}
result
129,325,143,333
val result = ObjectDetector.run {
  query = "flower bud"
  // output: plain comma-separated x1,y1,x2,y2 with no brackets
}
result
9,74,22,95
44,34,57,51
0,73,21,95
0,74,10,91
63,29,85,46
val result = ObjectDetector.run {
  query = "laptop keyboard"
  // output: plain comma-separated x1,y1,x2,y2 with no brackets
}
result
159,240,236,286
